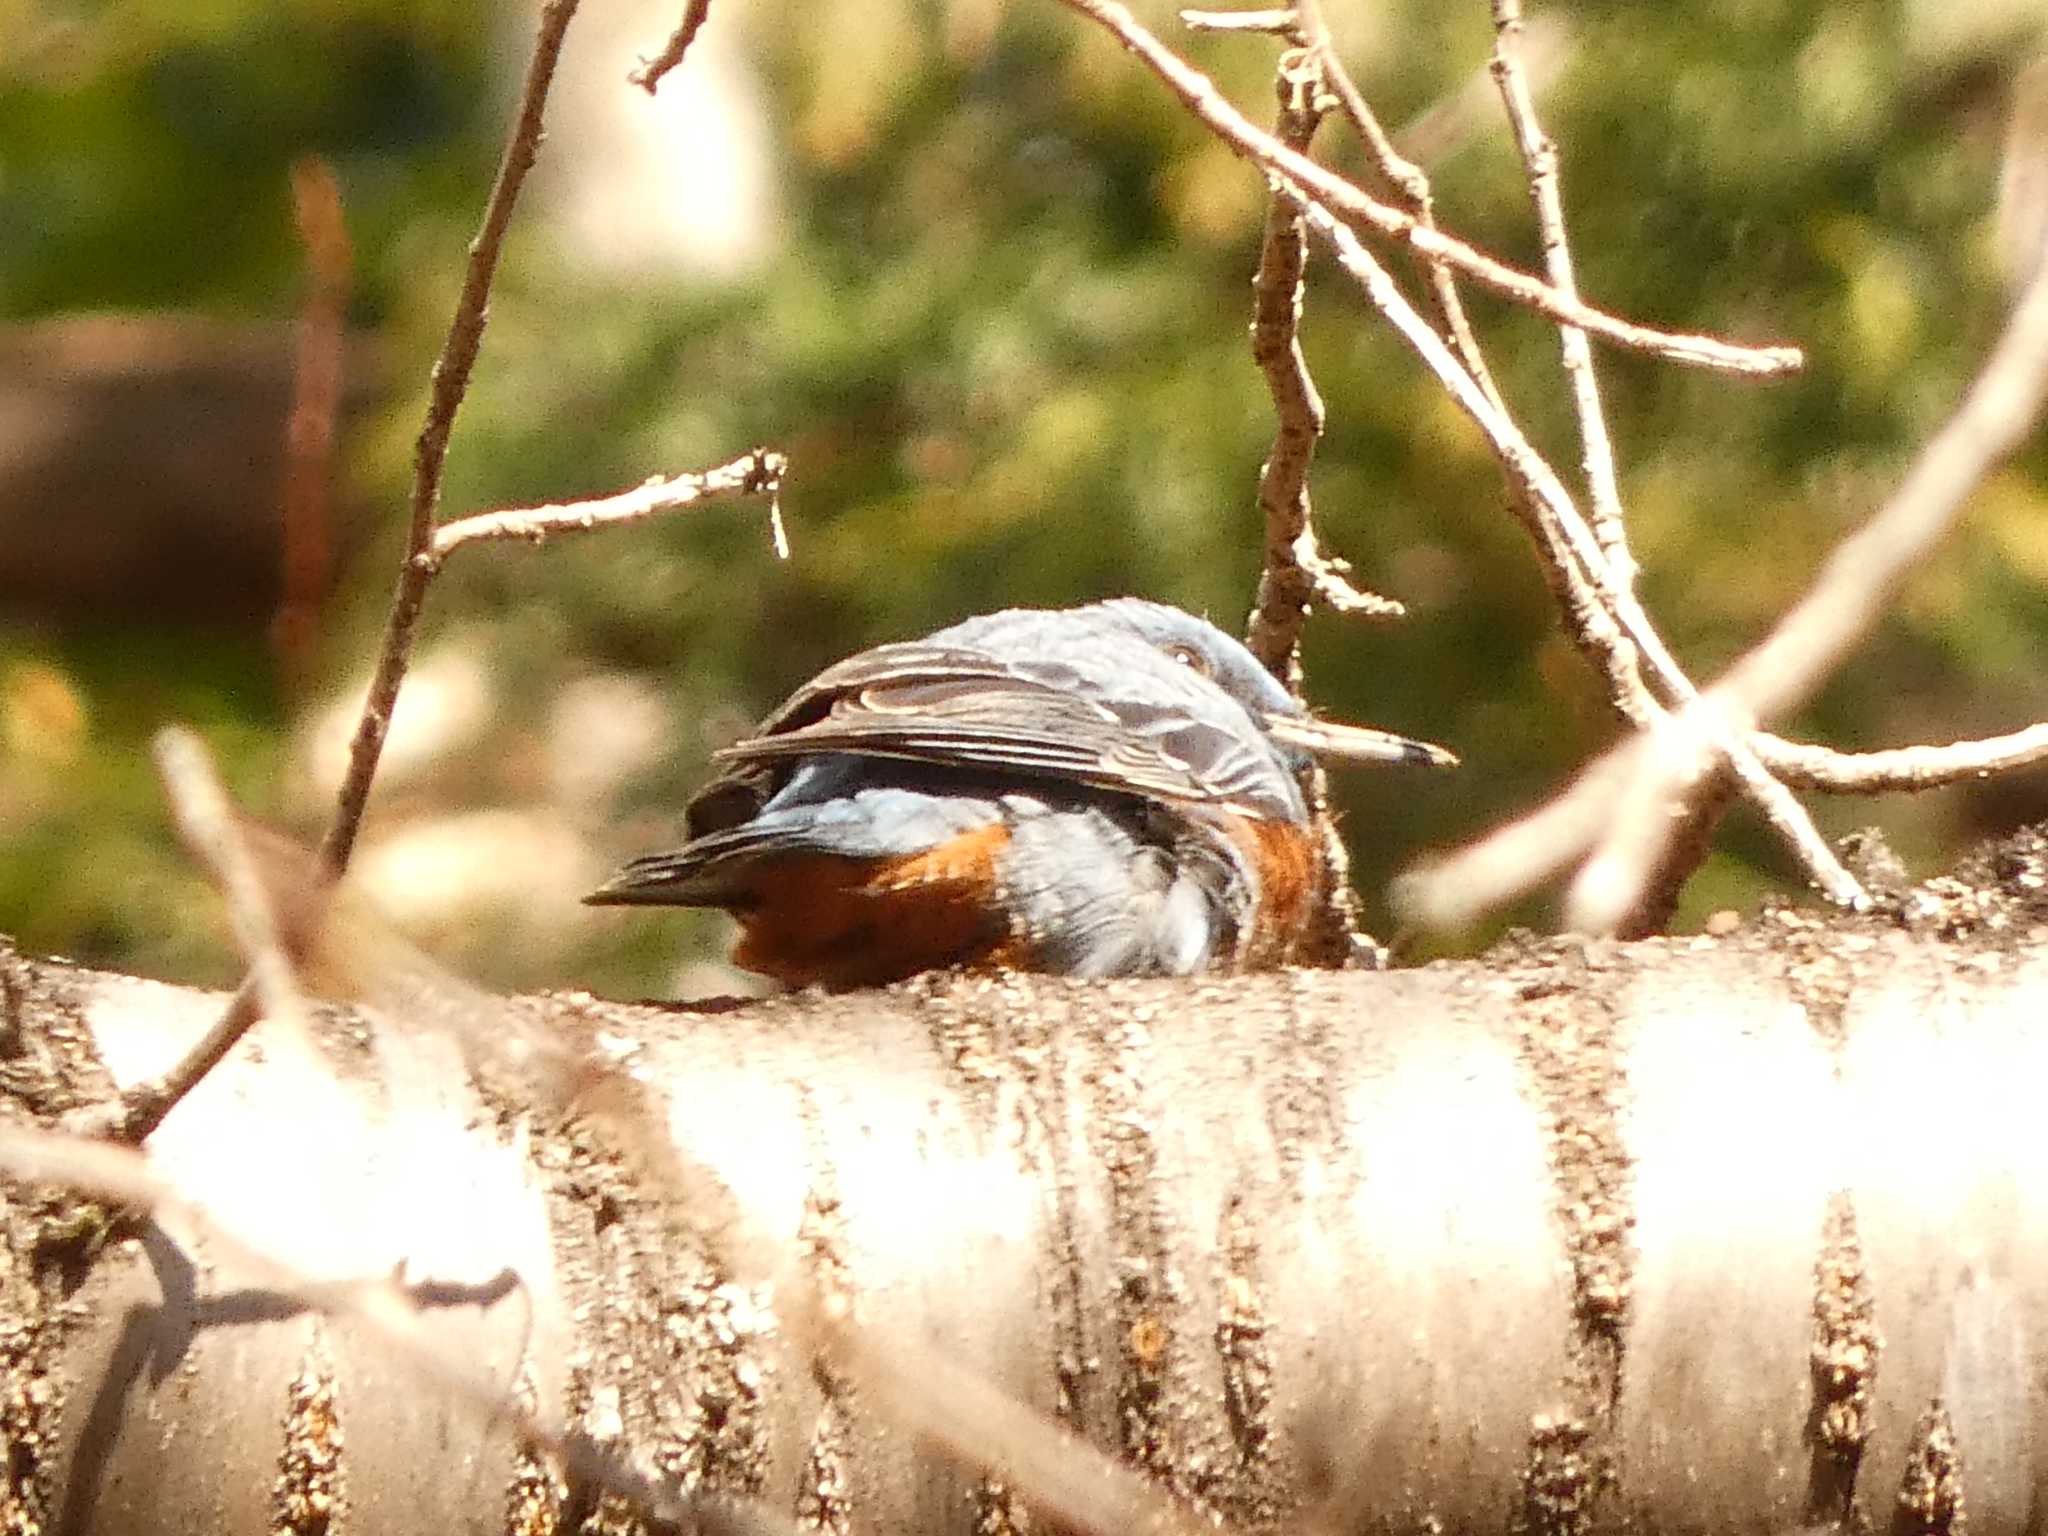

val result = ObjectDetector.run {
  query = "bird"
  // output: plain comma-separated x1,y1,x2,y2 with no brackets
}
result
584,598,1454,988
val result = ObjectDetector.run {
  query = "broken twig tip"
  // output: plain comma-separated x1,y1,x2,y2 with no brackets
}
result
1180,7,1299,35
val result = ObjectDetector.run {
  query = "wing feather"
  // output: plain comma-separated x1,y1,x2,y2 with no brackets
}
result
710,647,1299,819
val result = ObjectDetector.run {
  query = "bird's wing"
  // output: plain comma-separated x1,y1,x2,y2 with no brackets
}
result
707,640,1300,820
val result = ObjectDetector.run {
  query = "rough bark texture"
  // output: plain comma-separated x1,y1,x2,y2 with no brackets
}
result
3,838,2048,1535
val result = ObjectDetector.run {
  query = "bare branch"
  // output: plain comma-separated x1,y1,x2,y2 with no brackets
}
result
1171,0,1712,782
1485,0,1682,928
1574,227,2048,922
320,0,580,879
70,730,343,1144
1406,249,2048,933
426,449,789,568
1291,0,1506,411
94,0,769,1148
153,729,310,1040
1724,268,2048,724
66,984,260,1144
1298,198,1863,912
629,0,712,94
106,729,324,1142
1278,0,1748,924
1183,0,1702,947
1489,0,1632,586
1238,0,1740,935
1390,752,1617,931
1562,710,1732,935
1179,6,1295,33
1056,0,1803,376
1243,53,1402,685
1756,726,2048,793
92,0,791,1164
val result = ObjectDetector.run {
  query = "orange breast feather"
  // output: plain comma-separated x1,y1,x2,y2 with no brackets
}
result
1224,817,1322,969
731,823,1016,988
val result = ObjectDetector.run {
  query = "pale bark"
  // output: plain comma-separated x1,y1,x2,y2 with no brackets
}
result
2,885,2046,1535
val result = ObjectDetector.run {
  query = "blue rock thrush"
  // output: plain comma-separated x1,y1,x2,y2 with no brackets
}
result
585,599,1453,987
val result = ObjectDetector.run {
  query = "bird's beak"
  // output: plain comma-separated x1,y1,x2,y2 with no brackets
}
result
1264,713,1459,769
581,852,696,906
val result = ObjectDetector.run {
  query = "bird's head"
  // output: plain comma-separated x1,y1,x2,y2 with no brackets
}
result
1084,597,1457,778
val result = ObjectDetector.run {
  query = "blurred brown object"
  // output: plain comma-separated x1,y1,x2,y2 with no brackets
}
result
0,312,378,627
275,158,355,679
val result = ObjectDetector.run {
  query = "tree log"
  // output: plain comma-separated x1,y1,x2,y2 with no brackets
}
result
2,875,2047,1535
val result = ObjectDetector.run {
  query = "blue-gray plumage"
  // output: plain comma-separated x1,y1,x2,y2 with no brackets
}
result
586,599,1453,987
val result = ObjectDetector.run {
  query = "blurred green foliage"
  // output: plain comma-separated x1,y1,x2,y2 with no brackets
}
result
4,0,2047,993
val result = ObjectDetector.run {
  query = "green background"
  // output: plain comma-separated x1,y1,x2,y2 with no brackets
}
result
3,0,2045,995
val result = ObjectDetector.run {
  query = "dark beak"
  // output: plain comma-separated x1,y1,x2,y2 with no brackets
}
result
1264,713,1458,769
581,853,696,906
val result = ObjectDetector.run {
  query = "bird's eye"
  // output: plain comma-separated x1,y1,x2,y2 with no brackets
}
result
1164,642,1212,677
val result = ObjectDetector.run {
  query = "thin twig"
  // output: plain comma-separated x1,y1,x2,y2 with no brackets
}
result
1561,249,2048,929
1489,0,1632,587
1180,6,1295,33
65,739,322,1144
64,987,261,1145
73,737,331,1146
1390,753,1619,930
1055,0,1803,375
99,0,787,1151
1243,52,1402,685
1404,245,2048,932
1489,0,1689,928
1274,0,1658,944
1562,709,1730,935
1186,0,1682,939
1282,203,1847,903
275,156,351,683
154,729,308,1039
81,0,583,1151
1755,726,2048,793
1278,0,1730,928
1174,0,1790,862
1608,767,1736,938
1721,262,2048,723
1291,0,1505,412
1281,183,1653,705
426,449,788,568
629,0,712,94
1298,198,1864,910
1235,52,1393,967
1252,0,1735,932
320,0,580,879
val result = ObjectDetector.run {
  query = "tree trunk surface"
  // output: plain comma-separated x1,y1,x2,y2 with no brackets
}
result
1,867,2046,1535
